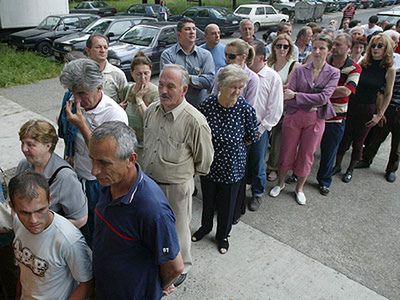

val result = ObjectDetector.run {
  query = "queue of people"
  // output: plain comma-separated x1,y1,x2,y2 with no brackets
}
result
1,13,400,300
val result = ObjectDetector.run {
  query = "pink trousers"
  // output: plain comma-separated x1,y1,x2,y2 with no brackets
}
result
279,110,325,177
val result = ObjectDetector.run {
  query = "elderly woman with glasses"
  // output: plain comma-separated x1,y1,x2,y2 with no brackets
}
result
269,35,340,205
16,120,88,228
192,64,258,254
266,34,300,182
334,33,396,183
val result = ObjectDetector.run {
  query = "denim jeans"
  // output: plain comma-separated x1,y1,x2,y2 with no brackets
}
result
248,131,269,197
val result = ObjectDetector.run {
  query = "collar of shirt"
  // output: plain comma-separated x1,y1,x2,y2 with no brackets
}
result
105,163,144,206
176,43,198,56
103,60,114,74
328,55,354,69
155,98,188,120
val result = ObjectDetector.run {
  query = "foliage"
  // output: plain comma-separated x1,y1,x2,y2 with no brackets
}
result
0,44,63,88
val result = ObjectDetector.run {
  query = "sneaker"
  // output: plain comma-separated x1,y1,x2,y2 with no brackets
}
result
295,191,306,205
319,185,330,196
248,195,262,211
269,185,285,197
385,171,396,183
285,174,298,184
354,160,371,169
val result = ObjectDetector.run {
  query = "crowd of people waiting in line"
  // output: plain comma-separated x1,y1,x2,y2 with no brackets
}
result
0,11,400,299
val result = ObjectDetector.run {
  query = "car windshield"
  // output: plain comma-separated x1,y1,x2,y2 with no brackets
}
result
37,16,61,30
213,7,229,17
235,7,252,15
84,19,112,34
120,26,158,46
92,1,108,8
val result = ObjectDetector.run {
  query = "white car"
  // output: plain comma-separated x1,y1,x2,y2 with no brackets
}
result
233,4,289,32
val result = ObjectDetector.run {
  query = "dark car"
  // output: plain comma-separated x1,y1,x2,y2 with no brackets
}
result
107,22,205,79
52,16,157,61
70,1,117,17
321,0,339,12
8,14,99,56
117,4,171,20
168,6,241,36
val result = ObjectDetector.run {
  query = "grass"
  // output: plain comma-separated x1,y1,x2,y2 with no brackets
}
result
0,44,63,88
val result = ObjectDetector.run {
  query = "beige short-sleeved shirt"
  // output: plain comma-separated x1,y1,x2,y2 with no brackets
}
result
141,99,214,184
103,61,127,103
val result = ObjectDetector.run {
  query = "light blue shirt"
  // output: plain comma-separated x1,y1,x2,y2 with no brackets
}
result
160,43,215,107
200,42,226,73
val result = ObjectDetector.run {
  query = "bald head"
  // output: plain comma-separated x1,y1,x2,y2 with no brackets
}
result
204,23,221,48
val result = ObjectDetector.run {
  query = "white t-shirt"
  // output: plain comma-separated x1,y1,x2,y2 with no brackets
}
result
74,93,128,180
361,24,382,37
103,60,127,103
13,213,93,300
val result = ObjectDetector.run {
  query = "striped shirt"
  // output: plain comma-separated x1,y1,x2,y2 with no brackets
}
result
391,69,400,107
327,56,361,123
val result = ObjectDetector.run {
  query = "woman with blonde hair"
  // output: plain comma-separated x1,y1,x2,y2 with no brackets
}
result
267,34,300,182
334,33,396,183
16,120,87,228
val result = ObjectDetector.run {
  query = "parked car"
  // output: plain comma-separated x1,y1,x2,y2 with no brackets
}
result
70,1,116,17
321,0,339,12
107,22,205,79
117,4,171,21
377,9,400,24
382,0,397,6
168,6,241,36
52,16,157,60
337,0,359,10
8,14,99,56
233,4,289,32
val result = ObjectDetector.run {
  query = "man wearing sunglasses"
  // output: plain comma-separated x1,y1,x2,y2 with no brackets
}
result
317,33,361,196
160,17,215,108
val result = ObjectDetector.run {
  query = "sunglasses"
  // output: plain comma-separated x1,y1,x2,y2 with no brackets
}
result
225,53,239,60
275,44,290,50
371,43,384,49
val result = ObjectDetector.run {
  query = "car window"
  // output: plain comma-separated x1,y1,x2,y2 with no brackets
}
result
84,19,112,34
108,21,132,35
214,7,229,16
93,2,107,8
120,26,159,46
62,17,81,29
81,16,97,27
198,9,209,18
37,16,61,30
158,27,177,45
76,3,85,9
128,5,145,14
265,7,276,14
183,9,197,18
256,7,265,15
235,7,252,15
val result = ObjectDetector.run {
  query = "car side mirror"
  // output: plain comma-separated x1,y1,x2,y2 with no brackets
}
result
107,32,115,37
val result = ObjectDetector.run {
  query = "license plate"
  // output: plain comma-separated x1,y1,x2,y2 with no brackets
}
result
233,20,238,24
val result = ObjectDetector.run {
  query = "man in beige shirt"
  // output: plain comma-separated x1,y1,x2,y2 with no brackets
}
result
141,64,214,286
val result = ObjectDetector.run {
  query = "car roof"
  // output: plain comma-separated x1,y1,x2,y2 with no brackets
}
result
98,15,154,20
136,21,176,28
51,13,100,18
237,4,274,7
378,9,400,16
185,6,228,9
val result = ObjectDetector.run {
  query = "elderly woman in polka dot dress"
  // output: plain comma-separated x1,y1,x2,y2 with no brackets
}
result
191,64,258,254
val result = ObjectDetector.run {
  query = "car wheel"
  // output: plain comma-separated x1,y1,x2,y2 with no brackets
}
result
37,41,52,57
254,22,260,32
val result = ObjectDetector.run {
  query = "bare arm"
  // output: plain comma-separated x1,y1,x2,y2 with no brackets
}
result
65,100,92,146
68,280,94,300
160,252,184,291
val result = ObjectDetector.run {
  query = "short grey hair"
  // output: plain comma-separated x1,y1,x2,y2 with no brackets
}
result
217,64,248,89
350,26,364,36
382,29,400,43
59,58,104,91
161,64,190,88
91,121,138,160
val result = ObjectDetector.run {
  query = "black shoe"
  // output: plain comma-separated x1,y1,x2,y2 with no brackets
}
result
174,273,187,287
354,160,371,169
191,227,210,242
332,165,342,175
248,195,262,211
217,238,229,254
285,174,298,184
232,218,240,225
342,171,353,183
319,185,330,196
385,171,396,183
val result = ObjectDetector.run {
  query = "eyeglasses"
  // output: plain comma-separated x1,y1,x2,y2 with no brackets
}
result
225,53,239,60
371,43,384,49
275,44,290,50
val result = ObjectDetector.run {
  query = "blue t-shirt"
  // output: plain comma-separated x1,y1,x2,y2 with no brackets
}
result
200,42,226,73
198,95,258,184
93,164,180,300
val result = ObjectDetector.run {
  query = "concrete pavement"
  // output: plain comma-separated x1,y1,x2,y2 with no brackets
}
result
0,79,396,299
